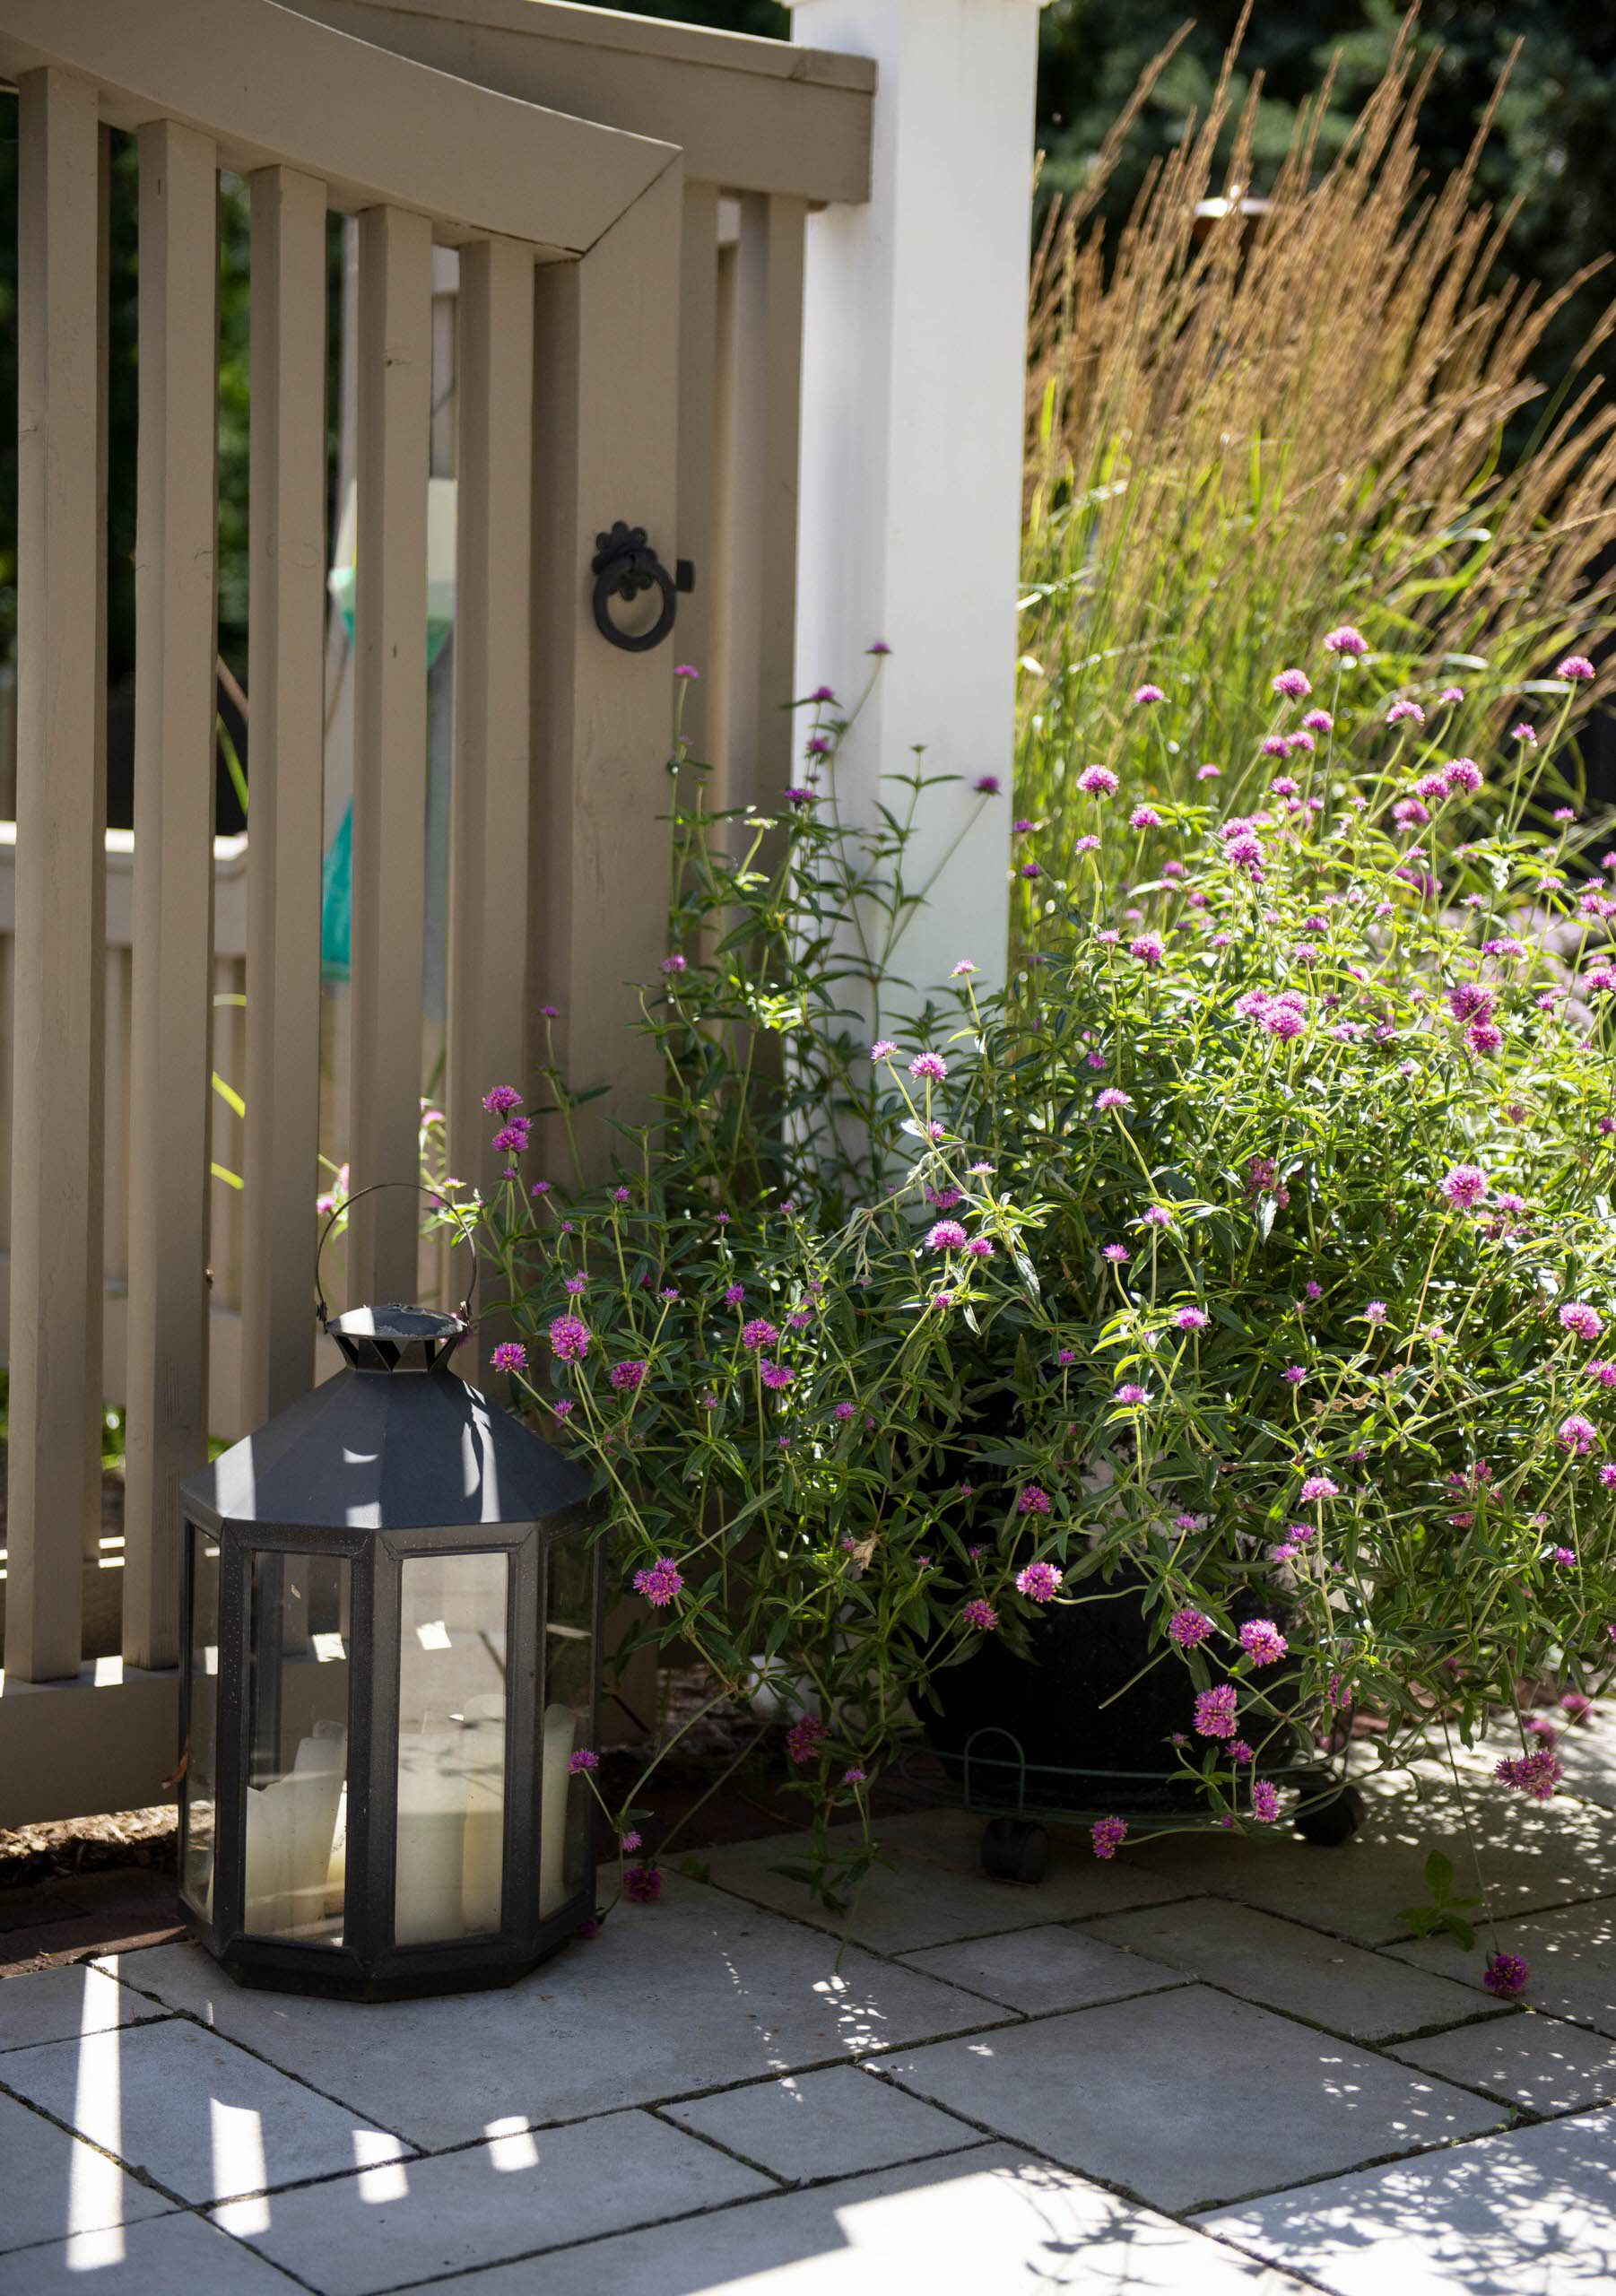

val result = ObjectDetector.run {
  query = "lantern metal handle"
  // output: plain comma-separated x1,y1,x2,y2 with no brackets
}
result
314,1181,480,1331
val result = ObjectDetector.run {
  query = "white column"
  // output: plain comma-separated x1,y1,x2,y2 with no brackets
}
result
784,0,1040,1002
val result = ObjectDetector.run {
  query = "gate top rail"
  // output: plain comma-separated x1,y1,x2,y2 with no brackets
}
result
293,0,876,205
0,0,678,252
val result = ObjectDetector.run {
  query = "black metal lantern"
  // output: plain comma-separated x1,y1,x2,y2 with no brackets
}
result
176,1193,599,1999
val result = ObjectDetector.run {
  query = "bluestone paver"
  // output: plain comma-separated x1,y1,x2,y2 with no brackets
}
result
0,1957,152,2055
1390,2013,1616,2113
0,2088,171,2257
1386,1897,1616,2037
899,1920,1183,2014
1200,2106,1616,2295
878,1984,1505,2213
665,2064,976,2184
0,2211,304,2295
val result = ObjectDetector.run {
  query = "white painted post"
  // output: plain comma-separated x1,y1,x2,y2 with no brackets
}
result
783,0,1040,1004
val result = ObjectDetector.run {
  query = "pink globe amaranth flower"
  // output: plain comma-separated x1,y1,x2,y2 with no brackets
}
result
1017,1484,1053,1515
1301,709,1333,733
1196,761,1223,780
1511,723,1538,746
1091,1815,1128,1861
1557,654,1596,681
661,953,689,978
841,1765,867,1787
951,958,977,977
973,773,1002,795
1143,1205,1173,1228
1447,982,1493,1024
491,1118,531,1154
609,1359,647,1393
491,1341,527,1373
1129,932,1165,966
1467,1020,1503,1057
1021,860,1043,880
623,1866,663,1905
760,1359,795,1390
1074,833,1101,854
1438,683,1464,703
1551,1545,1578,1567
552,1398,574,1421
1260,735,1289,759
724,1283,745,1308
568,1748,600,1775
673,663,700,681
1114,1383,1149,1405
964,1236,995,1259
1560,1303,1604,1343
1282,1366,1307,1387
833,1400,856,1422
1299,1474,1338,1502
482,1084,522,1115
869,1039,897,1062
1269,775,1300,798
1441,1163,1489,1211
1561,1692,1594,1721
1323,624,1368,657
1129,804,1164,831
784,787,818,807
1264,1003,1306,1042
1175,1307,1210,1331
1239,1618,1288,1667
741,1318,779,1352
909,1051,948,1083
1096,1087,1134,1113
1601,1463,1616,1490
1560,1414,1598,1455
549,1313,591,1363
1102,1242,1131,1263
786,1715,828,1766
1016,1561,1064,1603
1195,1683,1238,1738
1273,667,1311,700
1133,683,1166,705
620,1830,642,1852
960,1598,1000,1633
925,1220,968,1251
1495,1749,1562,1800
1386,698,1424,726
1169,1607,1213,1649
867,639,891,657
1077,764,1119,796
633,1556,684,1607
1483,1952,1530,2000
1251,1779,1281,1823
1442,756,1483,793
805,734,831,758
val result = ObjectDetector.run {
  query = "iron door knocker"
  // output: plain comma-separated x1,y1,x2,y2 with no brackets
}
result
590,520,694,653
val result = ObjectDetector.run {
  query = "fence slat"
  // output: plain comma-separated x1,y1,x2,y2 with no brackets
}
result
674,181,719,755
447,237,534,1222
529,165,682,1181
6,69,105,1681
123,117,219,1672
348,204,432,1304
724,191,806,813
242,165,328,1422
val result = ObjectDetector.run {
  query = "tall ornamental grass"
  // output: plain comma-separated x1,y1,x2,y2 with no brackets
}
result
1019,20,1616,926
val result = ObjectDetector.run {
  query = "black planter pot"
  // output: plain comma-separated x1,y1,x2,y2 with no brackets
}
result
925,1571,1299,1815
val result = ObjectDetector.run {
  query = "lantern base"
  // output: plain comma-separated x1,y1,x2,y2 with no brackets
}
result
179,1902,591,2001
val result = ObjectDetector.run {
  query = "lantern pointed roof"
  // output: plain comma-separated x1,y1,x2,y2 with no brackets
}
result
181,1354,593,1532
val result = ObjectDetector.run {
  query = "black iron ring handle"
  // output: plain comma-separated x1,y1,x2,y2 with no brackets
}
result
590,520,691,654
314,1181,479,1331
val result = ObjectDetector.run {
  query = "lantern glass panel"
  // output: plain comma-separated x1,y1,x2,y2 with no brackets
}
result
541,1532,595,1918
243,1553,351,1943
395,1552,510,1945
181,1523,221,1918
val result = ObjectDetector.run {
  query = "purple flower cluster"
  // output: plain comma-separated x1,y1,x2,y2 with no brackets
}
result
633,1556,685,1607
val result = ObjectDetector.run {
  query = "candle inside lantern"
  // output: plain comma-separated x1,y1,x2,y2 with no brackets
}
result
243,1727,346,1937
460,1695,508,1934
395,1729,470,1944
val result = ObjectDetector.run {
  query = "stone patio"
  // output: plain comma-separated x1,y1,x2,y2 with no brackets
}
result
2,1750,1615,2293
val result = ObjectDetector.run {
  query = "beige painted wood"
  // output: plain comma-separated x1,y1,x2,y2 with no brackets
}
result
675,183,719,756
297,0,874,207
7,69,105,1683
0,0,676,257
0,1668,178,1831
123,117,219,1674
242,166,328,1423
725,193,807,815
529,165,682,1184
348,204,432,1307
447,238,534,1222
706,232,739,800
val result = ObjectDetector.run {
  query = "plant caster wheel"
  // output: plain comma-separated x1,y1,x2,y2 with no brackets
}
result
1292,1781,1365,1847
979,1816,1049,1883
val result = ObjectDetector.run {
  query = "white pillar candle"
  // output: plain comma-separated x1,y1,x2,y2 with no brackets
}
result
394,1731,469,1944
243,1781,291,1935
460,1695,508,1935
538,1702,577,1918
284,1731,346,1937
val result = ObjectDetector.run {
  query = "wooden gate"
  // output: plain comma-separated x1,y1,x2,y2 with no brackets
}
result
0,0,873,1825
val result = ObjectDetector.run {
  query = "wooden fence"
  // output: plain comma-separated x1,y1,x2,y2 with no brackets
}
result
0,0,875,1825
